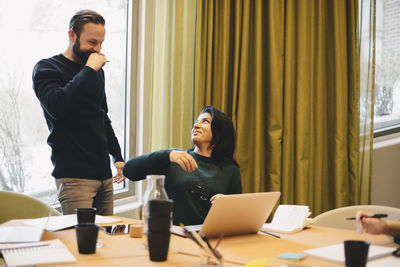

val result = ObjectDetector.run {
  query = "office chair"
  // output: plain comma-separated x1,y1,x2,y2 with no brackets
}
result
312,205,400,230
0,190,61,224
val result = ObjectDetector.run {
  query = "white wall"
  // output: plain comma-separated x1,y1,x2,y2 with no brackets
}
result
371,133,400,208
114,196,141,219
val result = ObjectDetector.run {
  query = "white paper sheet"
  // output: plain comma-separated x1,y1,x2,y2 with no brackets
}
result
303,243,394,264
0,226,44,243
22,214,121,231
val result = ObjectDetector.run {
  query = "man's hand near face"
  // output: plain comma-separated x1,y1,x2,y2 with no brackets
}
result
86,52,107,71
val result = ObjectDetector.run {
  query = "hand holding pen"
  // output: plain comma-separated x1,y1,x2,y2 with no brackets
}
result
354,211,389,235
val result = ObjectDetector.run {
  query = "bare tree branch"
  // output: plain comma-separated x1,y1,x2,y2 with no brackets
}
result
0,71,26,191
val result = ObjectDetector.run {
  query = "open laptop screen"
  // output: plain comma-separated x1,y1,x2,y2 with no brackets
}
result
181,192,280,238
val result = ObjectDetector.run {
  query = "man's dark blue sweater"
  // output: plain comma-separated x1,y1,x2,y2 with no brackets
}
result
32,54,123,179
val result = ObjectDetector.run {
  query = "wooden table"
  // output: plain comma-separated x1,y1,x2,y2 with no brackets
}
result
2,217,399,266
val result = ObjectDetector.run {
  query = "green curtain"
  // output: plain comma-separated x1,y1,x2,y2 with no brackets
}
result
358,0,375,204
194,0,366,216
149,0,197,150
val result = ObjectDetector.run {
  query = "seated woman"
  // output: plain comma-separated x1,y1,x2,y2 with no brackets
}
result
123,106,242,225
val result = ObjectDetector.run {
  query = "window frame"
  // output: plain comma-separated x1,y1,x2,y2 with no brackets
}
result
0,1,137,204
116,0,156,203
374,125,400,138
373,0,400,137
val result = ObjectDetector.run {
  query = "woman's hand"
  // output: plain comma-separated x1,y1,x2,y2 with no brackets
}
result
169,150,198,172
210,193,224,204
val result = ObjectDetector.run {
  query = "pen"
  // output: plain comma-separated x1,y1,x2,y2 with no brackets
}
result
192,231,222,265
260,229,280,238
346,213,388,220
179,223,202,247
200,234,213,251
201,234,222,260
214,234,224,249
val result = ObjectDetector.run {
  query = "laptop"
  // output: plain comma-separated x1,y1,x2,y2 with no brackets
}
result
184,192,281,238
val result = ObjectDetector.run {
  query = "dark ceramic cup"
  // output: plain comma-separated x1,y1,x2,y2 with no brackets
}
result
344,240,370,267
75,223,99,254
147,232,171,261
148,199,173,217
75,207,97,224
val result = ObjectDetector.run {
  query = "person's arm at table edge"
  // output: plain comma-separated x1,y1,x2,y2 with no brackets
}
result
385,221,400,238
357,210,400,238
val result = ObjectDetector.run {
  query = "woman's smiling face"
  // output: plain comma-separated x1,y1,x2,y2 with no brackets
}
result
191,112,213,147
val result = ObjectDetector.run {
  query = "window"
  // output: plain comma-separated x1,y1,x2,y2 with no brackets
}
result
0,0,130,203
374,0,400,134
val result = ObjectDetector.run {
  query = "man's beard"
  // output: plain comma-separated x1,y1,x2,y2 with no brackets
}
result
72,38,94,64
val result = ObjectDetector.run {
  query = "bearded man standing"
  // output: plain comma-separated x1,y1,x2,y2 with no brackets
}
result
32,10,125,215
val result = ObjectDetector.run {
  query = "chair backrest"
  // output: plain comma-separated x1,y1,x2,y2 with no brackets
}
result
312,205,400,230
0,190,61,224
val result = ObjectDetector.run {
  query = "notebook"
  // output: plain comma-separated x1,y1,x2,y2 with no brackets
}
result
184,192,281,238
262,204,312,234
0,238,76,267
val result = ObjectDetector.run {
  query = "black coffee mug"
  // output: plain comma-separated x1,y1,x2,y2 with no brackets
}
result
148,199,173,217
147,215,171,233
147,231,171,261
75,207,97,224
344,240,370,267
75,223,99,254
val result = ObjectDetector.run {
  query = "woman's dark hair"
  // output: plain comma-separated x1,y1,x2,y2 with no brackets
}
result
69,10,105,37
199,106,238,166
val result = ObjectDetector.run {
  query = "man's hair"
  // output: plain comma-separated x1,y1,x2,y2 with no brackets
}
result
69,10,105,37
199,106,238,166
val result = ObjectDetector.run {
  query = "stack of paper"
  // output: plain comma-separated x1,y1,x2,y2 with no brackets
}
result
262,205,312,234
